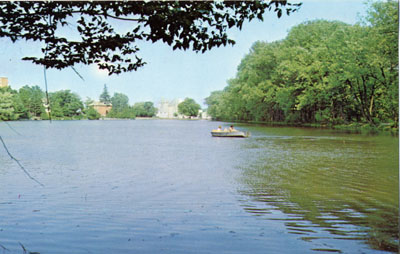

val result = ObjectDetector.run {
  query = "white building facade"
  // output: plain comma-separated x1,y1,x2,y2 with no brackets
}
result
156,99,183,118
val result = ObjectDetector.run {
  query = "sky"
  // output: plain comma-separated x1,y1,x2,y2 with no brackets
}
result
0,1,368,108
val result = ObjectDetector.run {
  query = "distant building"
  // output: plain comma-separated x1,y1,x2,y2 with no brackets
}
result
90,101,112,117
0,77,8,88
156,99,183,118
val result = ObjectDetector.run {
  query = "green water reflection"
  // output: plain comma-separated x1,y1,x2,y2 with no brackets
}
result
239,127,398,252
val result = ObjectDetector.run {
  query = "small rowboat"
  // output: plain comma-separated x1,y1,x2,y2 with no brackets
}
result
211,131,250,138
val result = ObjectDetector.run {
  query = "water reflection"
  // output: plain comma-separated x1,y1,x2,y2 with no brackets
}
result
238,132,399,252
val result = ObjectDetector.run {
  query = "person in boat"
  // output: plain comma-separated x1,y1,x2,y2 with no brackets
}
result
229,125,237,132
212,126,223,132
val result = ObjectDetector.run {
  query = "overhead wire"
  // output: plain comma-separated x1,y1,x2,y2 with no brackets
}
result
0,135,44,187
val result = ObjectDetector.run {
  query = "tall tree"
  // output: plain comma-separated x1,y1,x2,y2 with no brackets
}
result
99,84,111,104
110,92,129,112
205,91,224,120
132,101,157,117
178,98,201,118
0,1,300,75
205,2,398,128
50,90,83,118
108,92,135,119
362,0,398,125
11,92,28,119
0,91,16,120
18,85,45,118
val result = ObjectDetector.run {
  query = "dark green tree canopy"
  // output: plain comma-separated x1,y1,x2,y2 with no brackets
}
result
0,90,16,121
205,1,398,128
111,92,129,111
99,84,111,104
132,101,157,117
107,92,135,119
50,90,83,117
19,85,45,117
178,98,201,117
0,1,300,75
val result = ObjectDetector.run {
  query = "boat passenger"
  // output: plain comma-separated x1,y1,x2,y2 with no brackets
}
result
212,126,223,132
229,125,237,132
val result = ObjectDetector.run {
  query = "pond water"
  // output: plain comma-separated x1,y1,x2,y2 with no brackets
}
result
0,120,398,254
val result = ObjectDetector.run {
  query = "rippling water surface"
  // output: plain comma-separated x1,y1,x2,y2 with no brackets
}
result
0,120,398,253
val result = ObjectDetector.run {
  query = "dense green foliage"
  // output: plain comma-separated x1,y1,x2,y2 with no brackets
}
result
0,90,16,121
178,98,201,117
110,92,129,111
107,92,135,119
0,1,300,75
107,107,136,119
49,90,84,119
85,107,101,120
99,84,111,104
0,85,138,121
18,85,46,118
205,1,398,130
132,102,157,117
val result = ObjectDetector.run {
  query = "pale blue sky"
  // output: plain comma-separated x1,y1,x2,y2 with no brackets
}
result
0,1,368,108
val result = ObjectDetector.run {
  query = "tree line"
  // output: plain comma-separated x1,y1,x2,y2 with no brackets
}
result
96,84,157,119
0,83,204,121
0,84,157,121
205,1,398,131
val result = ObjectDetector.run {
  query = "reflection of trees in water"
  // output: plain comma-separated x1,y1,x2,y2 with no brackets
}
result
238,137,399,252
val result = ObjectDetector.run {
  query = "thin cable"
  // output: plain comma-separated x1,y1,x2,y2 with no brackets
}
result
0,243,10,253
4,121,23,136
43,66,52,122
71,66,85,81
0,135,44,187
43,12,52,122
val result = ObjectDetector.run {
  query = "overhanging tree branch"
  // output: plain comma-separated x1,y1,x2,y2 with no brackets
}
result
0,1,301,75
